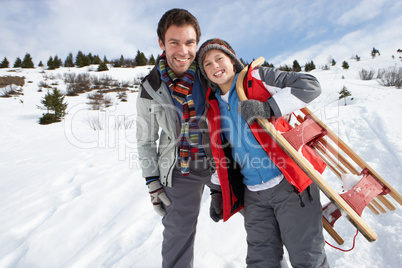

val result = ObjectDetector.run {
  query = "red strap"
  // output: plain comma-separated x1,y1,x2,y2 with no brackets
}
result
325,229,359,252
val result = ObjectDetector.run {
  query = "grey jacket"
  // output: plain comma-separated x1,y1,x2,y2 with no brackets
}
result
136,65,212,187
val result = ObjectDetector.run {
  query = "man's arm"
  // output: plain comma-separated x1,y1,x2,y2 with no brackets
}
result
136,88,160,179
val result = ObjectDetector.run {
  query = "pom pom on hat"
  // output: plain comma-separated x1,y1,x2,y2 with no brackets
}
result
197,38,244,81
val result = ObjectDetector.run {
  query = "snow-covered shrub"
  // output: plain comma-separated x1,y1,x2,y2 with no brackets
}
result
359,69,375,80
378,67,402,89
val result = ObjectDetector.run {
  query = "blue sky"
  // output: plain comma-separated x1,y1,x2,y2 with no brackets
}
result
1,0,401,67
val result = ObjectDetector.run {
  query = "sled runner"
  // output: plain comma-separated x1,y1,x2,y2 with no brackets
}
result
236,57,402,245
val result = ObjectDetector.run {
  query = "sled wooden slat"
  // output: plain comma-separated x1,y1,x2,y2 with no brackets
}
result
322,218,344,245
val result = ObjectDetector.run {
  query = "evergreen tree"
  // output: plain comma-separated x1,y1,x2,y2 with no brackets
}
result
47,56,55,70
93,55,102,65
0,57,9,68
75,51,84,67
342,61,349,69
113,60,121,67
97,57,109,72
339,85,352,106
38,61,44,67
54,55,62,68
14,57,22,68
262,61,274,68
279,65,292,72
88,53,94,64
64,53,74,67
119,55,125,67
39,88,68,124
134,50,147,66
21,53,34,68
371,47,380,58
331,59,336,66
83,54,91,66
148,54,156,65
292,60,301,72
304,61,316,72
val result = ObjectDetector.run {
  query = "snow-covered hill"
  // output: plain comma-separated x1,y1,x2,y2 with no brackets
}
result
0,54,401,267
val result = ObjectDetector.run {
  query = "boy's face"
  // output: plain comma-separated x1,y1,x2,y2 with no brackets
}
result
202,49,235,91
159,24,198,78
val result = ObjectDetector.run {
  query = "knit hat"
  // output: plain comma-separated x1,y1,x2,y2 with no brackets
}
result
197,38,244,81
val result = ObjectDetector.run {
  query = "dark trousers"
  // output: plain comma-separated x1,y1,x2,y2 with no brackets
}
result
161,157,212,268
244,179,329,268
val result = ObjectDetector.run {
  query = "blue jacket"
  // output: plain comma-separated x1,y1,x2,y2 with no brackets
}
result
215,74,282,186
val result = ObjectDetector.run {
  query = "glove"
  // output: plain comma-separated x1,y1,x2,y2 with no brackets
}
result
147,180,171,216
210,189,223,222
238,99,273,124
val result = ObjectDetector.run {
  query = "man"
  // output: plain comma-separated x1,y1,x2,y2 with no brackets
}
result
136,8,221,268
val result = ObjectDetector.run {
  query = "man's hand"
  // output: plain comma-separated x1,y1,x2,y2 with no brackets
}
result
238,99,273,124
148,180,171,216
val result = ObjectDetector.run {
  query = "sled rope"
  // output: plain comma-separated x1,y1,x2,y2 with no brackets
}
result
325,229,359,252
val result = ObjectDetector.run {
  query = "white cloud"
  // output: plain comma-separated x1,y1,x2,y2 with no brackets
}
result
271,13,402,67
335,0,385,26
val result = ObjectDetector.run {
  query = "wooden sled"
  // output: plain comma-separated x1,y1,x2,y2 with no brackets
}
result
236,57,402,245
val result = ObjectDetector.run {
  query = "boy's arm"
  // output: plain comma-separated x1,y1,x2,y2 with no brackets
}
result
256,67,321,117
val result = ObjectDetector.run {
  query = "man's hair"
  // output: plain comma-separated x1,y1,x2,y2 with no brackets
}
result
157,8,201,45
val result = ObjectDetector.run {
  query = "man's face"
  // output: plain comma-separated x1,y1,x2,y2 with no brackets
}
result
159,24,197,78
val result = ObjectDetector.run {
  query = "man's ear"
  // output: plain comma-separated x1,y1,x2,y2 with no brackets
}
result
158,39,165,51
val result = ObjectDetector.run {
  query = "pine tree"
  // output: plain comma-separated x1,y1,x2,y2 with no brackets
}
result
47,56,55,70
331,59,336,66
38,61,44,67
14,57,22,68
292,60,301,72
304,61,316,72
21,53,34,68
75,51,85,67
39,88,68,124
0,57,9,68
149,54,156,65
54,55,62,68
262,61,274,68
119,55,125,67
342,61,349,69
93,55,102,65
371,47,380,58
339,85,352,106
83,54,91,67
64,53,74,67
88,53,94,64
134,50,147,66
97,57,109,72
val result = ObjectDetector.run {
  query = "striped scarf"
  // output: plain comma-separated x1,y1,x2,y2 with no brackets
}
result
159,55,199,176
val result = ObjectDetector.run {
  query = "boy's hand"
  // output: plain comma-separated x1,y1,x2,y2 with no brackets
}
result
210,189,223,222
238,99,273,124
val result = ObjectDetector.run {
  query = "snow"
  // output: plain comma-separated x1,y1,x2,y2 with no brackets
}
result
1,53,402,268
